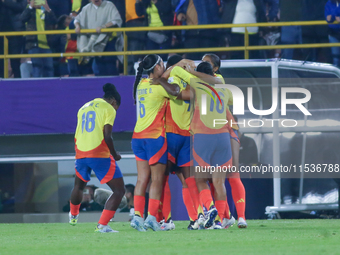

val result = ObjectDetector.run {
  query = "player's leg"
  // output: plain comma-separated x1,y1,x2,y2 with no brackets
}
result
212,174,227,229
177,170,199,230
143,135,168,231
210,133,231,229
69,159,91,225
69,175,87,225
131,138,151,231
131,160,150,231
89,157,124,233
161,161,172,224
229,133,247,228
144,162,167,231
95,176,125,233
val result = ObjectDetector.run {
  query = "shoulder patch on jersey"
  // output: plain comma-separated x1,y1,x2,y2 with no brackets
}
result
168,77,174,83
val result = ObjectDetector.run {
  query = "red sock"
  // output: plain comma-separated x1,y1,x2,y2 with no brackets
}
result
98,209,115,225
215,200,226,222
224,199,231,219
156,202,163,222
70,202,80,216
157,183,165,222
209,182,215,200
199,189,214,210
185,177,203,215
229,178,246,219
148,198,160,217
162,176,172,222
134,195,145,218
182,188,197,221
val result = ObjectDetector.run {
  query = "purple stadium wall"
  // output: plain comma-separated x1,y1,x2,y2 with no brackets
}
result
0,77,136,135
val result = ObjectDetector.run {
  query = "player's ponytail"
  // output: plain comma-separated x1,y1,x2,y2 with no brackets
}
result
133,61,144,103
133,54,161,103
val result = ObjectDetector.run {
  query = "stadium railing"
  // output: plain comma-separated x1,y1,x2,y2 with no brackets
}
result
0,20,339,78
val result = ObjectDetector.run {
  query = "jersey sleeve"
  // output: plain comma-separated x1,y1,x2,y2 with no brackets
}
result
104,106,116,126
170,66,196,85
168,76,185,91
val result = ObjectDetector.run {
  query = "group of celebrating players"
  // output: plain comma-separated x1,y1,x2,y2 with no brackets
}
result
68,53,247,233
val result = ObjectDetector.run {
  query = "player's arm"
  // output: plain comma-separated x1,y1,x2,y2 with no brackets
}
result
185,65,223,84
104,124,121,161
177,85,194,101
151,77,180,97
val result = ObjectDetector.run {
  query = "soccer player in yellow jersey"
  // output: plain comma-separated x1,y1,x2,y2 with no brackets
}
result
70,83,125,233
157,61,230,229
202,54,247,228
130,54,179,232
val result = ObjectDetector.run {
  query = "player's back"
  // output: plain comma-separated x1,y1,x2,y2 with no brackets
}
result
134,78,172,139
191,82,232,134
75,98,116,159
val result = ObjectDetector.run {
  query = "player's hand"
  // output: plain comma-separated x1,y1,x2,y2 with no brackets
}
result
113,152,121,161
150,78,160,85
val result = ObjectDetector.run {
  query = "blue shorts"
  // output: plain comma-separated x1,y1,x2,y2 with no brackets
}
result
167,133,191,167
193,133,232,167
131,136,167,165
75,155,122,184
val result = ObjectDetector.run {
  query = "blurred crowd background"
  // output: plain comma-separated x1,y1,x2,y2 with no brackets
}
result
0,0,339,78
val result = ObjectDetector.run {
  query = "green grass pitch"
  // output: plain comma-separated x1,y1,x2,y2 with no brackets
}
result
0,220,339,255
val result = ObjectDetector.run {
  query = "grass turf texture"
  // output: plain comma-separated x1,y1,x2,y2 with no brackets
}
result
0,220,339,255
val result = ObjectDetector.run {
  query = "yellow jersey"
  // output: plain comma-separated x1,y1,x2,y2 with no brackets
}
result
191,80,233,134
213,73,239,131
165,67,196,136
215,73,225,83
75,98,116,159
133,78,176,139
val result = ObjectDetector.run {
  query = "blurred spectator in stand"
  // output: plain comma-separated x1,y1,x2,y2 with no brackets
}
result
279,0,302,60
21,0,57,78
221,0,267,60
20,58,33,78
1,0,26,78
325,0,340,68
57,14,79,76
47,0,72,19
75,0,122,76
302,0,331,63
71,0,82,14
176,0,221,60
260,0,280,58
136,0,173,61
125,0,146,75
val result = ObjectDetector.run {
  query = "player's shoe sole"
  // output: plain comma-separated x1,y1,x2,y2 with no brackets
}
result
204,208,218,229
